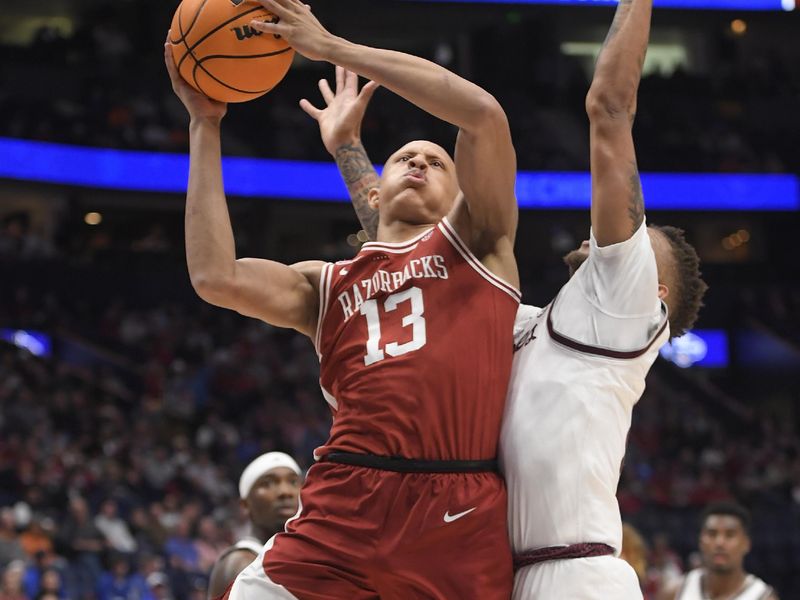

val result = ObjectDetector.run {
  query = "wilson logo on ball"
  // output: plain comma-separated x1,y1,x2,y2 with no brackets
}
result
232,25,262,40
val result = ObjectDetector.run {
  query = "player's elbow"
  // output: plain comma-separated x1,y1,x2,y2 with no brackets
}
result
191,272,236,308
585,83,636,125
467,93,510,135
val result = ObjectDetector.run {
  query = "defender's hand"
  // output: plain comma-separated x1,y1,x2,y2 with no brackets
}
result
300,66,379,156
164,34,227,122
250,0,334,62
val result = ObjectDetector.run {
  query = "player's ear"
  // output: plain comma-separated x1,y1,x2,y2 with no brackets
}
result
657,283,669,300
368,187,380,211
239,498,250,518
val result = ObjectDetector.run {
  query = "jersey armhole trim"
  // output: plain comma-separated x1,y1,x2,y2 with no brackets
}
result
546,292,669,359
439,217,521,302
314,263,333,358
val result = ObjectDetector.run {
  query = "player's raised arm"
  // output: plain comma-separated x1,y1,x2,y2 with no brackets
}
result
252,1,518,277
301,66,381,241
585,0,653,247
165,38,321,338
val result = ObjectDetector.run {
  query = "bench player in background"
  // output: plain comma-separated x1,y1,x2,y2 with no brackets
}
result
314,1,707,598
165,0,521,597
207,453,302,599
659,502,778,600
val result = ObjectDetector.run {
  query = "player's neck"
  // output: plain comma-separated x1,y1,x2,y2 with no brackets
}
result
703,568,748,599
376,221,435,244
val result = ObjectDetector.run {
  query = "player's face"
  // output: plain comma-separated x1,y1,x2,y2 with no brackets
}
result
245,467,301,531
378,141,460,224
699,515,750,574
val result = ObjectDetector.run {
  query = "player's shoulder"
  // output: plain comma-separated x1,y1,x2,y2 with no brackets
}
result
515,303,543,330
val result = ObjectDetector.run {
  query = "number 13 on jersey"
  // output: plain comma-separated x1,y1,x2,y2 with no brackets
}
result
360,286,427,366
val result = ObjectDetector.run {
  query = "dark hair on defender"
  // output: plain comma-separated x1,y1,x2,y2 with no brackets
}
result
652,225,708,338
701,501,752,535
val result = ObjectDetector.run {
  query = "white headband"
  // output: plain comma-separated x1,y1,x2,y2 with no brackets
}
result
239,452,302,499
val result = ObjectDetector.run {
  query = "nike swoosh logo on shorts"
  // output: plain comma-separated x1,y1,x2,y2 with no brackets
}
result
443,507,477,523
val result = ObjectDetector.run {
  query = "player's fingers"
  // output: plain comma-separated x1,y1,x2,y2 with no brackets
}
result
299,99,323,120
335,66,345,95
358,80,380,105
345,69,359,94
163,41,179,83
257,0,290,13
318,79,335,105
249,19,284,36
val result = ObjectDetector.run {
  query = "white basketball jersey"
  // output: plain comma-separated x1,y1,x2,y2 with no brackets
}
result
501,222,669,554
676,569,774,600
233,536,264,555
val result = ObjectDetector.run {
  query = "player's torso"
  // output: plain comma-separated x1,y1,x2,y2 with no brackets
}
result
316,218,520,461
500,301,666,552
676,570,772,600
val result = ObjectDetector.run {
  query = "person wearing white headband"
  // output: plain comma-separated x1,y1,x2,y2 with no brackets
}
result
207,452,302,600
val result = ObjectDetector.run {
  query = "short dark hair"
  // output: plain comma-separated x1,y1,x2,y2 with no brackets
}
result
701,501,751,534
652,225,708,338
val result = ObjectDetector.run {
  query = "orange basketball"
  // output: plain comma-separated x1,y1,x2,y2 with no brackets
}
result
168,0,294,103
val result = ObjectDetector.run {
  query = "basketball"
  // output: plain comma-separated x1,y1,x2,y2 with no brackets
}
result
168,0,294,103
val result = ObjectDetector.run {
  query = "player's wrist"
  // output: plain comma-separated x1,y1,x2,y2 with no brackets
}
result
189,115,224,130
331,137,362,157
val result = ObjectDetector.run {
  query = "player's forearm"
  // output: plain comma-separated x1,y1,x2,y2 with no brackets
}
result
326,38,502,133
335,141,380,241
185,118,237,297
587,0,652,119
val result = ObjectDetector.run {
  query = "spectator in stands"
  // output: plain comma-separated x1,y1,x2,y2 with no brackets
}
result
0,561,27,600
0,511,24,569
621,523,649,598
58,497,104,599
95,554,151,600
95,500,137,555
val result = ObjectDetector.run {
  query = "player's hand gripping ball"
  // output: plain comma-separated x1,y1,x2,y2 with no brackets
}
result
168,0,295,103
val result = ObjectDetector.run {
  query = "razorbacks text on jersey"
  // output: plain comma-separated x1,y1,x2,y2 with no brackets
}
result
315,217,520,461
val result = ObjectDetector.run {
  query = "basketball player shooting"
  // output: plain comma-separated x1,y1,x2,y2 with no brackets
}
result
321,1,708,599
165,0,521,597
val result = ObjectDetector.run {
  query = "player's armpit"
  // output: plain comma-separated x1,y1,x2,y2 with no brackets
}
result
196,258,323,339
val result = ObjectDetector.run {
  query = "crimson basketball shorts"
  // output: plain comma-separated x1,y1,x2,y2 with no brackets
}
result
222,458,513,600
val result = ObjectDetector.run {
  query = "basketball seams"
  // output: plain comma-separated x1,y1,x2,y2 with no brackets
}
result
171,0,292,102
169,0,209,45
177,5,272,73
192,56,281,96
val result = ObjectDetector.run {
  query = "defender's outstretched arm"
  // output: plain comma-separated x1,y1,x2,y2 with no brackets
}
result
585,0,653,247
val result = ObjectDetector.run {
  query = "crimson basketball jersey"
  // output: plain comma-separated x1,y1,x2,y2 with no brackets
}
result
314,217,520,462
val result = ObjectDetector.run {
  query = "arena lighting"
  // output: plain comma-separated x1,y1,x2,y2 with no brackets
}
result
0,137,798,211
413,0,794,10
0,329,52,357
659,330,729,368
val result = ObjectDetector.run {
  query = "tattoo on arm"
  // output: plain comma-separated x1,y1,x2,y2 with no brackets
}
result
335,143,380,241
628,163,645,235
